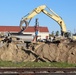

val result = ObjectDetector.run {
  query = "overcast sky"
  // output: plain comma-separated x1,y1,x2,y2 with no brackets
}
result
0,0,76,34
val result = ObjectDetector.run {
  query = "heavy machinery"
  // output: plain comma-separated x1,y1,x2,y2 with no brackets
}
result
19,5,76,41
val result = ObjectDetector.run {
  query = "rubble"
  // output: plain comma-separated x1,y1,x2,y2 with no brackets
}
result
0,40,76,64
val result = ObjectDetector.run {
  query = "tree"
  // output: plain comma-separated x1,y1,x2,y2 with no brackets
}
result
51,31,54,36
55,31,59,36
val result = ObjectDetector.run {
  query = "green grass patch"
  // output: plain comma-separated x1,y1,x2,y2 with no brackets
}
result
0,61,76,68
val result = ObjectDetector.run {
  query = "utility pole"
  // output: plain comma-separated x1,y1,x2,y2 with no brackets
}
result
35,18,39,42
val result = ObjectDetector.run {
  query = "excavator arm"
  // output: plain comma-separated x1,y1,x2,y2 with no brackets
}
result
20,5,46,30
20,5,67,36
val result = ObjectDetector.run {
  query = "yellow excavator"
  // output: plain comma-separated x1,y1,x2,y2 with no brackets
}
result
19,5,76,41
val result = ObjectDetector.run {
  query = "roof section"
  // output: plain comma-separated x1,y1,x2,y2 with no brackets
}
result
0,26,20,32
24,26,49,32
0,26,49,32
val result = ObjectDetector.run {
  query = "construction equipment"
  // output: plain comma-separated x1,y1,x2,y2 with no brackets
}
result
19,5,46,31
19,5,76,41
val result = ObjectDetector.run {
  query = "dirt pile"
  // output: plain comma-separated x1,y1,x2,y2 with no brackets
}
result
35,42,76,63
0,41,76,63
0,42,36,62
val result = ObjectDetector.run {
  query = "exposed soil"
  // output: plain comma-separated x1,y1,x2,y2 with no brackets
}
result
0,41,76,63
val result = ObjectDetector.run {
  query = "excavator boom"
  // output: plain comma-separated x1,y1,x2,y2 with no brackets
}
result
42,9,67,35
19,5,67,36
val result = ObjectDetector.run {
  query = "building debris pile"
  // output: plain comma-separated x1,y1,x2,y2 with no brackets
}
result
0,38,76,64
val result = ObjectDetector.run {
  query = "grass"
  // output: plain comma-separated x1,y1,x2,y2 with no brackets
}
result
0,61,76,68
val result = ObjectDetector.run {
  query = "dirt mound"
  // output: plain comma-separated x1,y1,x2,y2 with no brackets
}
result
0,41,76,63
0,42,36,62
35,42,76,63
